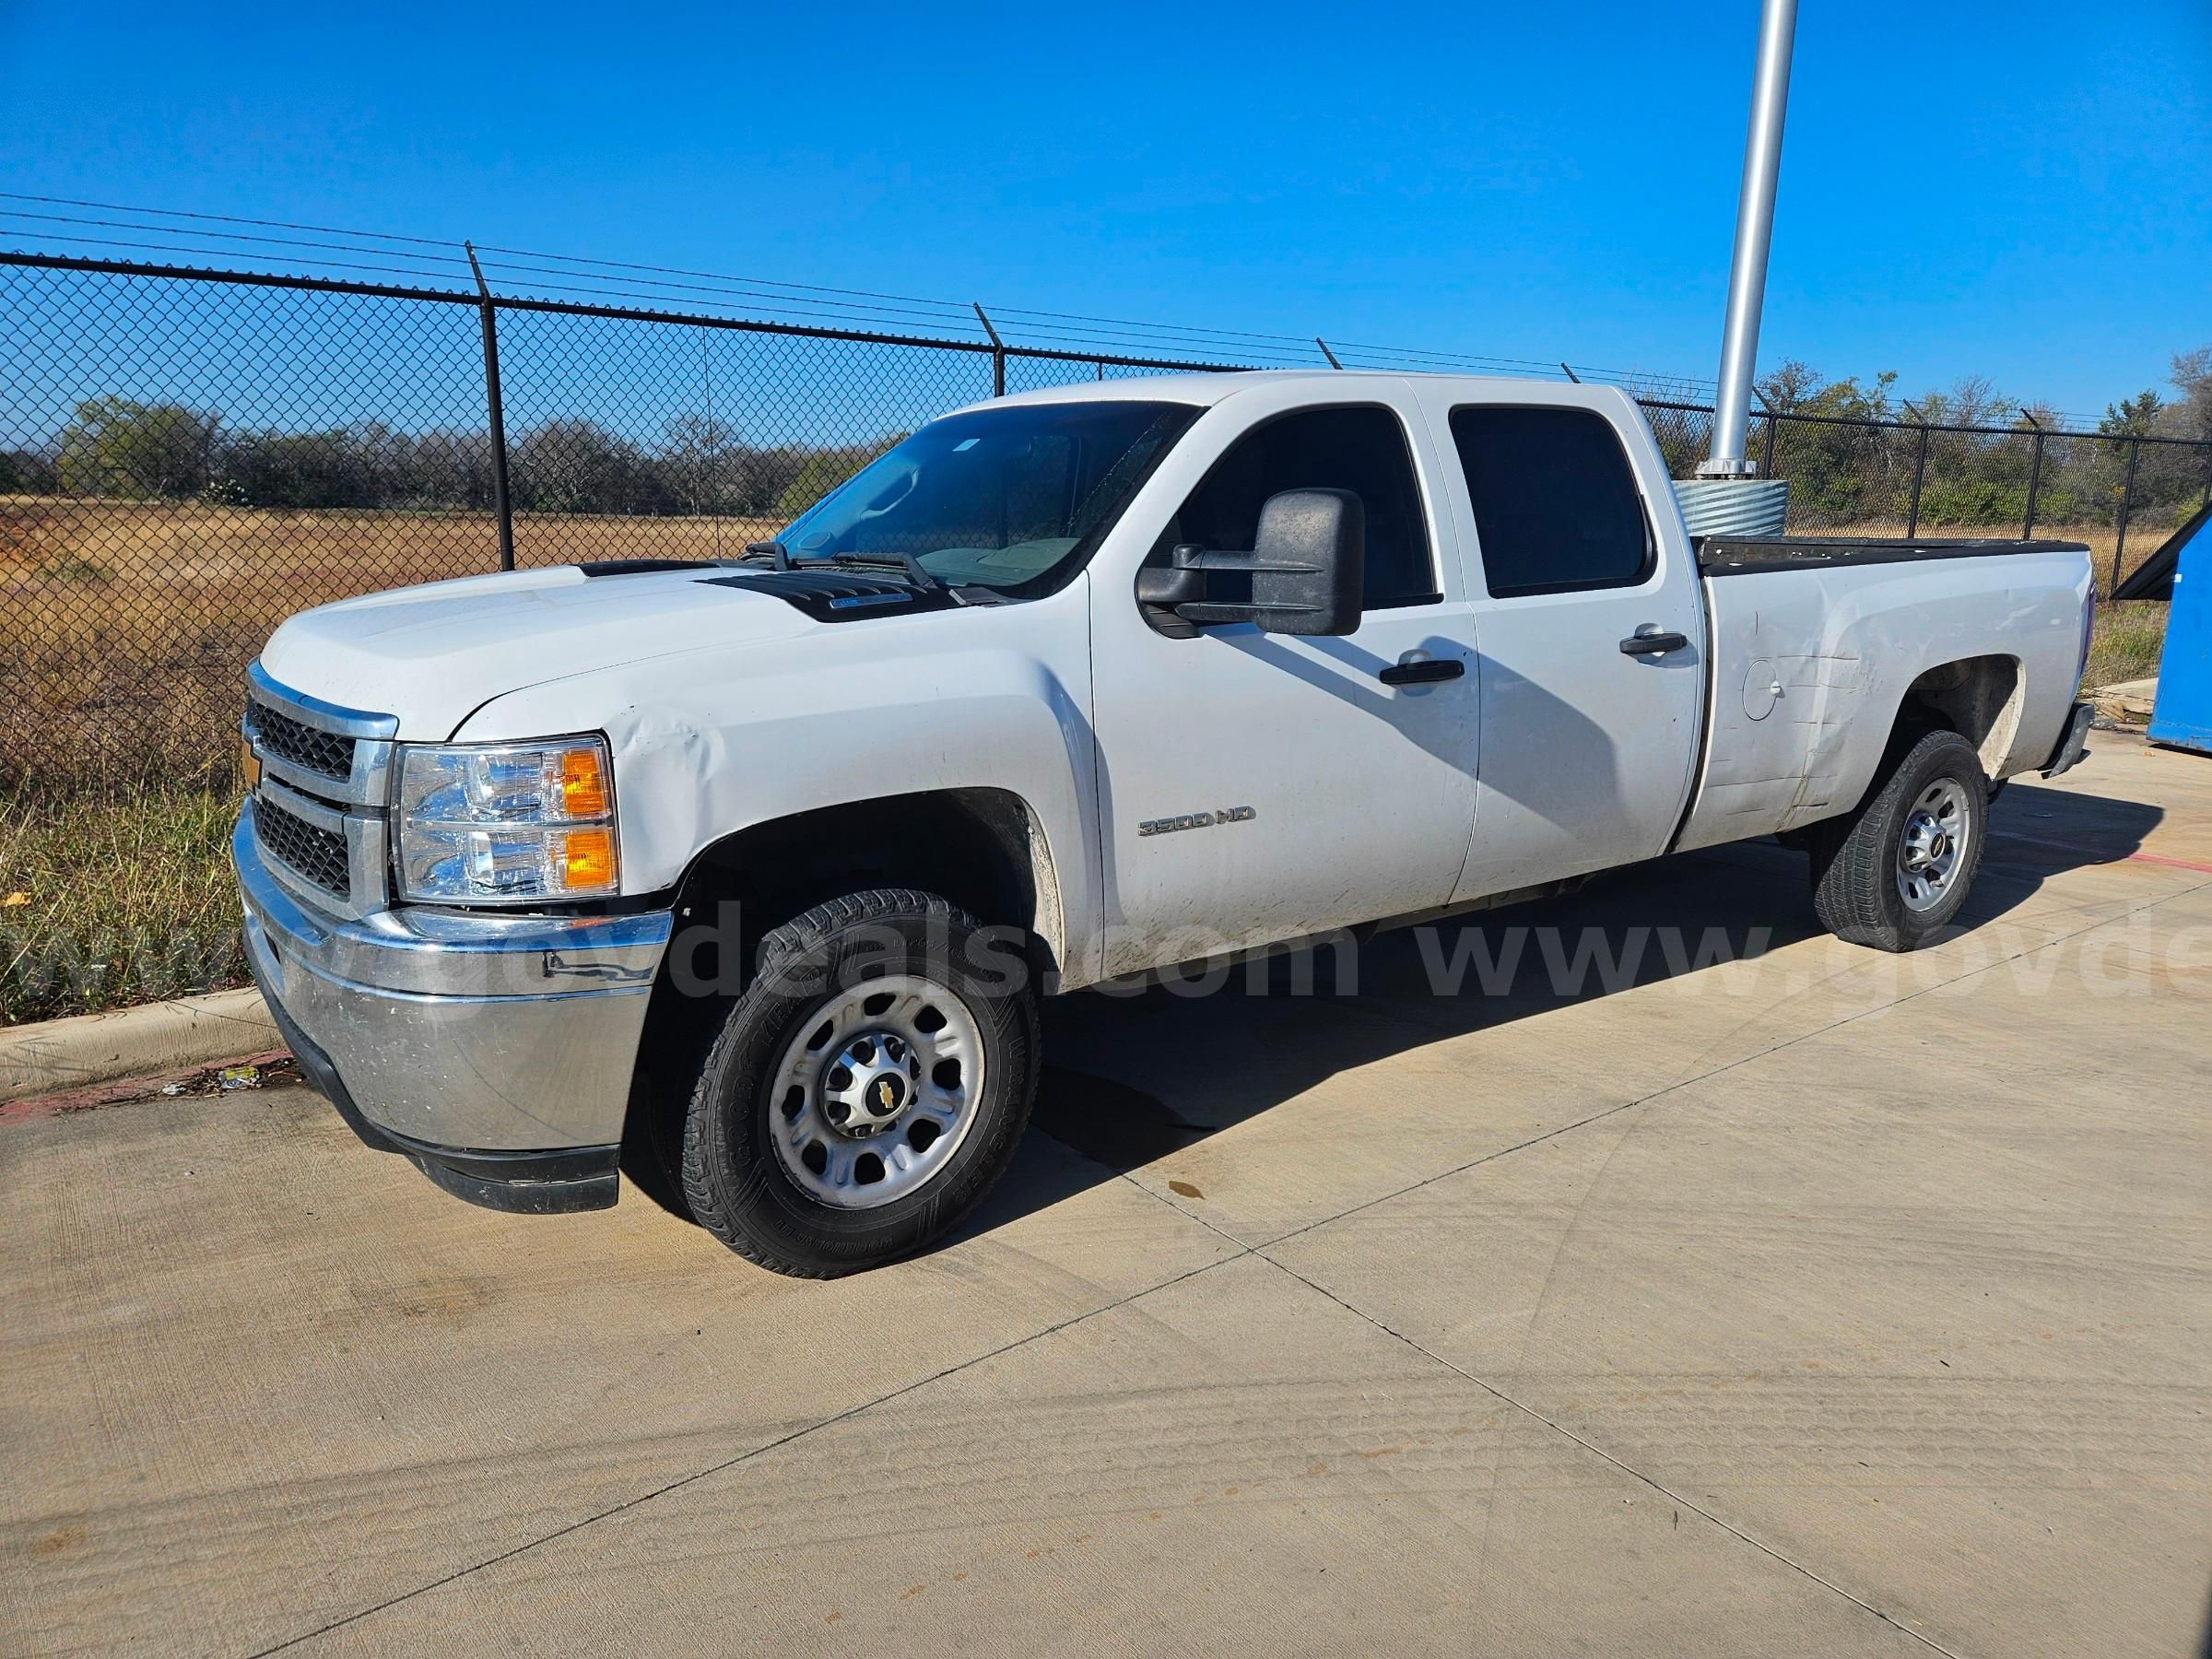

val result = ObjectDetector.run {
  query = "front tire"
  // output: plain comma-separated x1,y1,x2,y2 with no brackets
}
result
680,888,1039,1277
1808,728,1988,951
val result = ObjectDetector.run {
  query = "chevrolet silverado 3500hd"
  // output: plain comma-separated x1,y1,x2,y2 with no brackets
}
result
234,372,2095,1275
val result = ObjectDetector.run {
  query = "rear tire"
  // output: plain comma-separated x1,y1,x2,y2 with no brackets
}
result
679,888,1039,1277
1808,728,1988,952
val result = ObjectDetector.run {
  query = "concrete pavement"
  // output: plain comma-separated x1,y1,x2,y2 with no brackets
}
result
3,732,2209,1655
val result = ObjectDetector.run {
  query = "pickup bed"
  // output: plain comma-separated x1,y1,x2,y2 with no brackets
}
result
234,371,2094,1274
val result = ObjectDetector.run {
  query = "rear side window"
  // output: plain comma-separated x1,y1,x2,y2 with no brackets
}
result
1155,405,1439,608
1448,406,1652,597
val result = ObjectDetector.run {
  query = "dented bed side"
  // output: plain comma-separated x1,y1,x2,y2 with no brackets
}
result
1672,543,2094,853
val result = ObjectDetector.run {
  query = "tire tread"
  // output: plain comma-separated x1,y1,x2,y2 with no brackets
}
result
678,887,1033,1277
1808,728,1986,952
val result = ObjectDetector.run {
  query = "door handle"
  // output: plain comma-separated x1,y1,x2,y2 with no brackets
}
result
1618,629,1689,657
1378,654,1465,686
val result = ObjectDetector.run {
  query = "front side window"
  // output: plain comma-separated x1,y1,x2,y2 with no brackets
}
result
1150,405,1439,608
777,400,1196,599
1448,406,1652,597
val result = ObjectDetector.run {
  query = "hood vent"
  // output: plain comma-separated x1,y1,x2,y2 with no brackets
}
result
576,559,714,578
700,569,961,624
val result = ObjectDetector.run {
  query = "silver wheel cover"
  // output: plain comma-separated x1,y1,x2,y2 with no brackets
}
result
1896,777,1972,912
767,974,986,1209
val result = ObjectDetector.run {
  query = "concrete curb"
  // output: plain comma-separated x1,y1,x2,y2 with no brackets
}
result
0,987,278,1105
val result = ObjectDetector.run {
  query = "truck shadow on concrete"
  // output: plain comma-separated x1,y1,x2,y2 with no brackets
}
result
957,780,2164,1240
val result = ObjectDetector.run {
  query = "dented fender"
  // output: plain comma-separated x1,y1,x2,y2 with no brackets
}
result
447,574,1105,983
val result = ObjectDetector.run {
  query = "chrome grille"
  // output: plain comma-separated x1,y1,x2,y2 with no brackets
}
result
255,797,351,900
246,700,356,782
242,665,397,917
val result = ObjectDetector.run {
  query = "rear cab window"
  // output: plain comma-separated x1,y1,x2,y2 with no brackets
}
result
1447,406,1653,598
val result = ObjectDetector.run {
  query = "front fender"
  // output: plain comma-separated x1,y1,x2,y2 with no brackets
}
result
450,582,1104,982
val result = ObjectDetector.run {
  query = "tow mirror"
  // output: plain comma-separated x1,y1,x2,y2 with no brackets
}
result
1135,488,1365,637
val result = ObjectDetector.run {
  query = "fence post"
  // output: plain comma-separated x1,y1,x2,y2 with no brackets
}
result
972,302,1006,397
1906,424,1930,537
2020,409,2044,540
2112,437,2141,592
465,242,515,572
700,330,724,560
1759,408,1779,478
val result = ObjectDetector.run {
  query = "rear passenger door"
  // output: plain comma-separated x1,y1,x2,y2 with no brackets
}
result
1413,390,1704,898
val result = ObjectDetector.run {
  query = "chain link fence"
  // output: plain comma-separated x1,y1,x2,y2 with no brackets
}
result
5,249,2208,791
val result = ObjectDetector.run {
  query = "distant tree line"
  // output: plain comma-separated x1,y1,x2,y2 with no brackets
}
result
0,397,898,520
6,348,2208,532
1645,347,2212,530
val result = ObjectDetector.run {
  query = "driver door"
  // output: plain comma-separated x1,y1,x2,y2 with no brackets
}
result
1086,387,1482,980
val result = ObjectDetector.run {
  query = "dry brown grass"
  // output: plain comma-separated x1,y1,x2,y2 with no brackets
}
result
0,496,780,786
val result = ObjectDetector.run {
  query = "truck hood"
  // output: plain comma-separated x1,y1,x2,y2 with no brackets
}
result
258,565,815,735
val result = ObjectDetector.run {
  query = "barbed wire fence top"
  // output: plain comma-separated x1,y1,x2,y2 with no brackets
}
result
3,198,2206,790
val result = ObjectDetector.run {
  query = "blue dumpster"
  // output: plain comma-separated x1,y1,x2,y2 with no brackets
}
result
2146,503,2212,755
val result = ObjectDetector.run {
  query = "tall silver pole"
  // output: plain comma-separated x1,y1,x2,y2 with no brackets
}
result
1700,0,1798,477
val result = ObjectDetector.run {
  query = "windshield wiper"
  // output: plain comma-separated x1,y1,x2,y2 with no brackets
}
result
771,546,1006,604
800,548,947,594
742,538,794,571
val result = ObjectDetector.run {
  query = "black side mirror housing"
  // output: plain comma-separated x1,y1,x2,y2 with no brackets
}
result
1136,488,1365,637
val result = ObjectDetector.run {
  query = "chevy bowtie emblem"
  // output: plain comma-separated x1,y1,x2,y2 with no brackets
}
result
876,1078,897,1112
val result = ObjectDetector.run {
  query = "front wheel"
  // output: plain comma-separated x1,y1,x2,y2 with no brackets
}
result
1808,728,1988,951
679,888,1039,1277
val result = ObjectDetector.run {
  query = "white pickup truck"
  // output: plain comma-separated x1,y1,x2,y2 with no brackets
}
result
234,372,2095,1275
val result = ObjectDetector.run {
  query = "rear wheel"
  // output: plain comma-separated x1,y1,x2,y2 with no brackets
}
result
680,888,1039,1277
1808,728,1988,951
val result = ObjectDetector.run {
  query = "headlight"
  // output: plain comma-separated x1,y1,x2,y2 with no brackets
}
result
394,736,619,903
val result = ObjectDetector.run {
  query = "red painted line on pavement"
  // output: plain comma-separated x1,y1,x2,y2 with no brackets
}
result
2128,851,2212,873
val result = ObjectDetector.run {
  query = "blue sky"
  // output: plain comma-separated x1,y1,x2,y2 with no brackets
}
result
2,0,2206,421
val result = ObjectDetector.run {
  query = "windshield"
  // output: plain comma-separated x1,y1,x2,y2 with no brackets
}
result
775,400,1197,597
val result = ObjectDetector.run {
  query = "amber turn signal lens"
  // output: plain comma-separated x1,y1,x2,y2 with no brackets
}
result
559,746,610,818
561,827,617,890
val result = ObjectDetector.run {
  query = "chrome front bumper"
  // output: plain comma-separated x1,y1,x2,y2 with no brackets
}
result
234,806,673,1213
